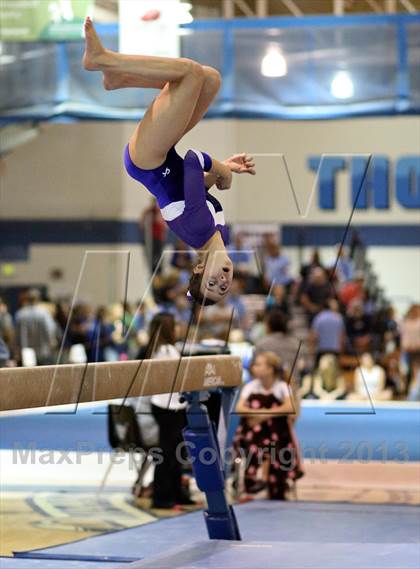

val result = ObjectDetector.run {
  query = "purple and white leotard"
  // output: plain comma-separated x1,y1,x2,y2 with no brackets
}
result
124,145,228,249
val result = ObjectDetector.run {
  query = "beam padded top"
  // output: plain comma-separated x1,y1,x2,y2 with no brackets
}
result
0,355,242,412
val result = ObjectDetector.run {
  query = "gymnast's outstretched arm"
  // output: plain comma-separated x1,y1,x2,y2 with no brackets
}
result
204,153,256,189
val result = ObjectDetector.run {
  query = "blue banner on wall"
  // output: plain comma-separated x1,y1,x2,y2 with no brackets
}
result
308,154,420,211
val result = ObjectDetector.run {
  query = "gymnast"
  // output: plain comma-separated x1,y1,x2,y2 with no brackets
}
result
83,18,256,305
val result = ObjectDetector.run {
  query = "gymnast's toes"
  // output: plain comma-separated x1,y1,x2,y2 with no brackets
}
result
83,18,108,71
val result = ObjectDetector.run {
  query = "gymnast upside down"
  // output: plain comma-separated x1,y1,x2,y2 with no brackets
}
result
83,17,256,305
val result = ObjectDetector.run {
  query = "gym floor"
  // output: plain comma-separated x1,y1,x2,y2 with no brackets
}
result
1,402,419,567
1,500,419,568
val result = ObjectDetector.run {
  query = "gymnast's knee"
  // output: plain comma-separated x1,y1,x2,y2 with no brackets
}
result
181,58,205,83
203,66,222,92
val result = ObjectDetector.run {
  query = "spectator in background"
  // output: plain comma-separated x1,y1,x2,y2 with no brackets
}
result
227,232,252,269
254,310,303,414
121,302,135,332
381,305,400,354
0,297,14,357
349,229,365,259
170,239,194,285
140,198,167,274
85,306,114,362
249,311,266,345
68,303,93,358
234,352,295,500
300,267,333,323
227,279,248,332
168,292,192,342
339,271,365,308
107,303,131,360
407,369,420,402
266,283,289,318
361,288,376,317
133,304,147,335
400,304,420,392
330,244,354,283
201,297,234,340
0,336,10,367
310,299,345,365
152,272,179,309
300,248,323,285
171,292,191,324
133,299,158,354
156,283,178,310
345,300,373,353
15,289,57,365
385,357,406,399
300,354,347,400
348,353,391,401
228,233,262,294
148,313,194,509
255,310,297,374
263,241,291,287
263,242,292,291
120,302,139,358
54,299,70,343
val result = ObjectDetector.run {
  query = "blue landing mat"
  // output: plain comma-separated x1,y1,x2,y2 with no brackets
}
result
120,540,420,569
6,501,419,568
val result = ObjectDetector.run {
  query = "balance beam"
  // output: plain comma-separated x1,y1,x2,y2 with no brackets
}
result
0,355,242,412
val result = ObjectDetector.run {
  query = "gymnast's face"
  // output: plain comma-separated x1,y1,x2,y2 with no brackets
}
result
194,252,233,303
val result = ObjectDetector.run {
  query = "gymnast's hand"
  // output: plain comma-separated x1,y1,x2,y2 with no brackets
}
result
215,162,233,190
224,153,256,176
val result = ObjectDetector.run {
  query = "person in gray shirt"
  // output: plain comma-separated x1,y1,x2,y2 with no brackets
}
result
255,310,306,375
15,289,57,365
254,310,305,418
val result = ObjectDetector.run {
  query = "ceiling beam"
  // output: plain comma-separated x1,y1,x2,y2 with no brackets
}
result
255,0,268,18
399,0,417,13
385,0,397,12
365,0,383,12
222,0,235,18
282,0,304,17
334,0,346,16
234,0,256,17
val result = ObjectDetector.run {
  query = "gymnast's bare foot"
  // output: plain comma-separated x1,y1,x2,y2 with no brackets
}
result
83,17,112,71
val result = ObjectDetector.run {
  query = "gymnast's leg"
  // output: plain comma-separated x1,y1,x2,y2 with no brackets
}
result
83,18,220,169
102,66,221,139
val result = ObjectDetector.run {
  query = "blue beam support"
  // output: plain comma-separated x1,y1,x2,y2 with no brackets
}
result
183,391,241,541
